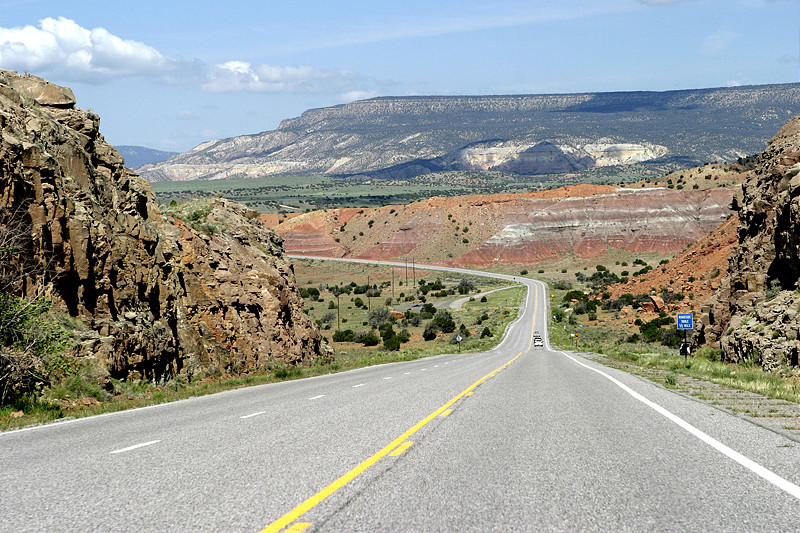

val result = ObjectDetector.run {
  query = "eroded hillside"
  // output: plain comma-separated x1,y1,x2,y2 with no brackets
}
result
262,184,736,266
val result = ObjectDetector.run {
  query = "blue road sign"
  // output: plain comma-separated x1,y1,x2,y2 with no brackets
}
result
677,314,694,330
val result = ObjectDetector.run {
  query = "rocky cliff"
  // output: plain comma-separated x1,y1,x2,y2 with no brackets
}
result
0,70,325,384
138,84,800,182
701,115,800,369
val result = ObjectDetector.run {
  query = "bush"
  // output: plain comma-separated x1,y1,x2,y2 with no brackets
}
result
423,321,438,341
433,310,456,333
367,307,392,328
383,335,401,351
396,329,410,343
0,295,73,405
332,329,355,342
480,327,493,338
356,331,380,346
563,290,587,303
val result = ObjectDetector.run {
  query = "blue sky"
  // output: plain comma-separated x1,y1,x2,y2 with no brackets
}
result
1,0,799,152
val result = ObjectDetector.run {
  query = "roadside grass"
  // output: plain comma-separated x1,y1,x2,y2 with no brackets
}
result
0,279,524,432
547,289,800,404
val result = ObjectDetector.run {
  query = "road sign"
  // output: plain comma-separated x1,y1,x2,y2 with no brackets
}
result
456,335,463,343
677,314,694,330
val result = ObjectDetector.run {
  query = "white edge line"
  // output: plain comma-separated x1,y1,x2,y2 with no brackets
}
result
240,411,267,419
353,384,365,388
559,351,800,501
309,395,325,400
109,439,161,454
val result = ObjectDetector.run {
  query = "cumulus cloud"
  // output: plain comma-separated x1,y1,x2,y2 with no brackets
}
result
0,16,170,81
202,60,362,94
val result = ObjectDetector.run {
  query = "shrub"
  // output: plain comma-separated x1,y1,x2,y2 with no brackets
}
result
332,329,355,342
383,335,401,351
396,329,410,343
367,307,392,328
433,310,456,333
423,321,438,341
356,331,380,346
0,295,73,404
480,327,493,338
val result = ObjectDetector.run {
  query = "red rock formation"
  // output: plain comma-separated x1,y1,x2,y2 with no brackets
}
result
265,186,735,266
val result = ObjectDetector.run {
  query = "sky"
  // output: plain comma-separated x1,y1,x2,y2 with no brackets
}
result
1,0,799,153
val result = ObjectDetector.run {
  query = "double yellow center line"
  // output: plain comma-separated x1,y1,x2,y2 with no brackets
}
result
261,284,540,532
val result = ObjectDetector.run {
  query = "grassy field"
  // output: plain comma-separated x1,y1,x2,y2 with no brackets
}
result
292,258,524,365
149,164,673,213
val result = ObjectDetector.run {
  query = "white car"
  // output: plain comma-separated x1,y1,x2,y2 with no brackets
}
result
534,337,544,347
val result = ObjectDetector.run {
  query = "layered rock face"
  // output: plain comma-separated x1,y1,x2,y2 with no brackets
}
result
265,185,735,266
701,115,800,368
0,70,324,383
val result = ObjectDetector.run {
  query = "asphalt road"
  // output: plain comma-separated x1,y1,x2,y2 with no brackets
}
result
2,258,800,532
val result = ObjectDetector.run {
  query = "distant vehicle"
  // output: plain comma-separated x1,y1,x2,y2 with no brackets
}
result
534,338,544,347
533,330,541,338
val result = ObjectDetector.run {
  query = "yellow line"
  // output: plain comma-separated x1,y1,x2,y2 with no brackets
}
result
285,524,311,532
439,409,453,417
261,282,541,533
389,441,414,456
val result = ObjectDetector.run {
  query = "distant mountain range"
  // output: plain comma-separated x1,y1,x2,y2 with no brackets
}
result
117,145,178,167
136,84,800,182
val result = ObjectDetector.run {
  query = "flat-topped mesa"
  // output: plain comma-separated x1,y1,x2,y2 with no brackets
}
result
138,83,800,182
0,70,326,385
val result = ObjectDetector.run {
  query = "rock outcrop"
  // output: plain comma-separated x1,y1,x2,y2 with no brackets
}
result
137,84,800,182
0,70,325,384
701,115,800,369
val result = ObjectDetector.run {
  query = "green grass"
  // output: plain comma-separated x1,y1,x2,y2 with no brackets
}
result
546,284,800,404
150,165,668,213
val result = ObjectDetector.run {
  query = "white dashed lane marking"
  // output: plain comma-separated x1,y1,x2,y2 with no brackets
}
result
240,411,266,419
109,440,161,454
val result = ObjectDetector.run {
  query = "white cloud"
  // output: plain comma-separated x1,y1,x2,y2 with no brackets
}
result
701,30,737,54
202,60,362,94
0,16,170,81
339,90,379,103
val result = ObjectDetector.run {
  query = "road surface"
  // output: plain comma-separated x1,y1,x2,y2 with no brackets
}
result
2,258,799,532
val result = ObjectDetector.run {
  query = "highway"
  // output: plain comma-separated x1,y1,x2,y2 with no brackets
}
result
2,258,800,532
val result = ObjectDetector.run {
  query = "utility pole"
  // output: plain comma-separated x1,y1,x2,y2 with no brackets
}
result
412,259,416,287
392,268,395,300
367,275,371,311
